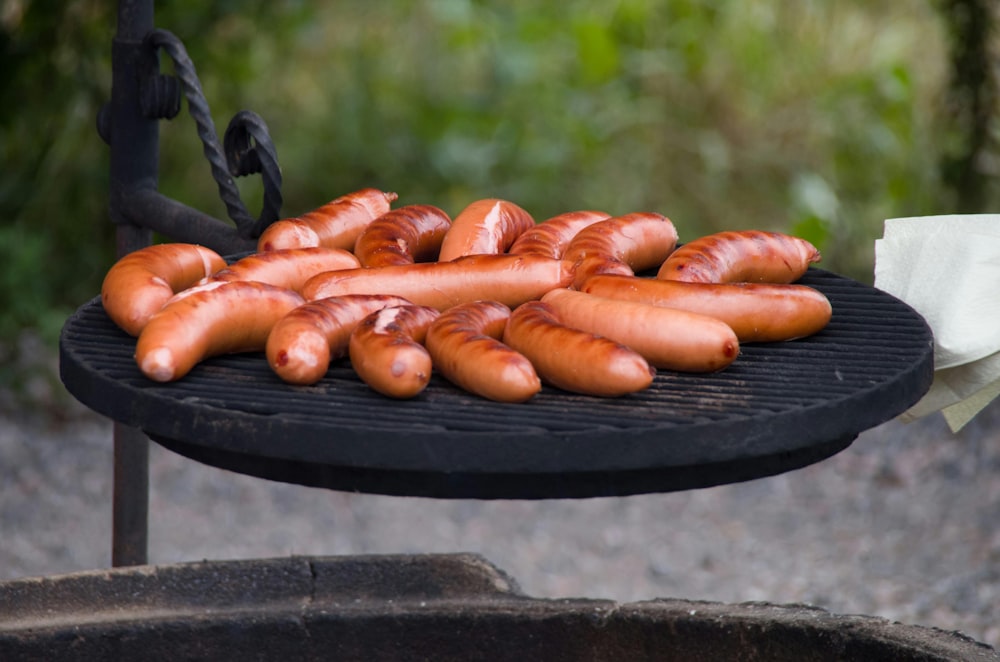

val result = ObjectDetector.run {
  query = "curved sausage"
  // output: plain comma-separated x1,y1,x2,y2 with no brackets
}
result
425,300,541,402
205,247,361,292
101,243,227,337
656,230,821,283
348,304,440,399
580,274,833,342
256,188,398,252
503,301,654,397
266,294,413,385
540,288,739,372
302,254,575,311
563,212,678,288
353,204,452,268
508,210,611,259
135,281,305,382
437,198,535,261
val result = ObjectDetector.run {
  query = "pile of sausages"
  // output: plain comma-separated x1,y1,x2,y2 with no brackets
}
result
100,187,832,402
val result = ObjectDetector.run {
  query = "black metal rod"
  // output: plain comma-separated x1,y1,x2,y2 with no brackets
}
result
120,189,257,255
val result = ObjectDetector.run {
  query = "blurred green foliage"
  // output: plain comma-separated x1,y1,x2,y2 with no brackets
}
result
1,0,993,405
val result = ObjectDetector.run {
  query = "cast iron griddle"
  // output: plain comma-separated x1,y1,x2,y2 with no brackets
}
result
59,269,934,499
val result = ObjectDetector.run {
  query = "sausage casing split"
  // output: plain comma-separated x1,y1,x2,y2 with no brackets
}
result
508,210,611,259
101,243,227,337
563,212,679,288
540,288,739,372
437,198,535,261
301,254,575,311
503,301,654,397
580,274,833,342
348,304,440,399
206,247,361,292
656,230,821,283
353,204,452,268
135,281,305,382
256,188,398,252
266,294,413,385
425,300,541,403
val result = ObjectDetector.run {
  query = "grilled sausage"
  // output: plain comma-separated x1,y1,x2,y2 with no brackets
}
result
301,254,575,311
266,294,413,385
256,188,398,252
540,288,739,372
205,247,361,292
353,204,452,268
425,300,541,402
437,198,535,261
656,230,821,283
563,212,678,288
508,210,611,259
348,304,440,399
580,274,832,342
101,243,227,337
503,301,654,397
135,281,305,382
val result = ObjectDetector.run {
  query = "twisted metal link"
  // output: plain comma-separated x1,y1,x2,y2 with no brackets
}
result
144,29,282,239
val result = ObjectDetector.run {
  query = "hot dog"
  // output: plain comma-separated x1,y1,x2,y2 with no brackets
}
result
540,288,739,372
266,294,413,385
301,254,575,311
508,210,611,259
503,301,655,397
353,204,452,268
101,243,227,336
348,304,440,399
563,212,678,288
256,188,398,252
205,247,361,292
135,281,305,382
580,274,833,342
656,230,821,283
437,198,535,261
425,300,541,402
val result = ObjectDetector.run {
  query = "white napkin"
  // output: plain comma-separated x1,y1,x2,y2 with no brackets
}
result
873,214,1000,432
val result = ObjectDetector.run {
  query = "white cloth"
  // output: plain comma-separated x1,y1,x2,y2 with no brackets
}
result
874,214,1000,432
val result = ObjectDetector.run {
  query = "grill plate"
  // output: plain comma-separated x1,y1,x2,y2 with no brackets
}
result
60,269,933,498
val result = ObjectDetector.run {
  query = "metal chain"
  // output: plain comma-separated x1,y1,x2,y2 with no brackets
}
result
144,29,283,239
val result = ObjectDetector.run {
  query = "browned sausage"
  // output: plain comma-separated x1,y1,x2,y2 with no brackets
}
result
206,247,361,292
563,212,679,288
508,210,611,259
580,274,833,342
266,294,413,385
353,204,452,268
503,301,655,397
540,288,739,372
437,198,535,261
301,254,575,311
348,304,440,399
425,300,541,402
256,188,398,252
656,230,821,283
135,281,305,382
101,243,227,336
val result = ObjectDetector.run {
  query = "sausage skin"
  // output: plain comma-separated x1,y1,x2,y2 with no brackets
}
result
353,204,452,268
503,301,655,397
256,188,398,252
508,210,611,259
563,212,679,288
437,198,535,261
206,247,361,292
301,254,575,311
540,288,739,372
101,243,227,337
348,304,440,399
425,300,541,402
135,281,305,382
266,294,413,385
580,274,833,342
656,230,821,283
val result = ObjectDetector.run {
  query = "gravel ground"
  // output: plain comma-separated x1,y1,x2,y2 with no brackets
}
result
1,377,998,651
